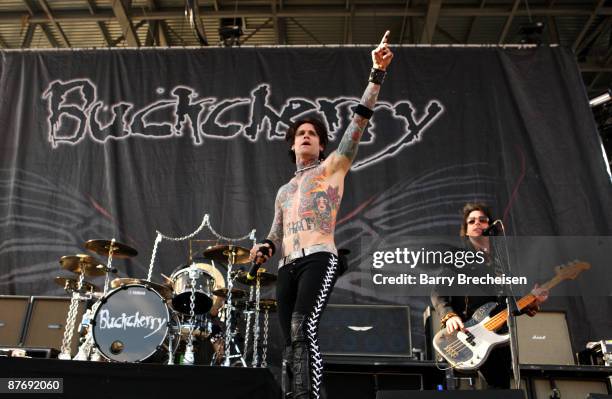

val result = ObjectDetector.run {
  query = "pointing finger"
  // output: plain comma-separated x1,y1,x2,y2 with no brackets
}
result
380,30,390,46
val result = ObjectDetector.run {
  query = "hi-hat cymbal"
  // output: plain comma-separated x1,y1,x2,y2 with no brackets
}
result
54,276,99,293
60,254,106,276
212,288,247,299
203,245,250,265
84,239,138,258
110,278,173,300
234,270,277,286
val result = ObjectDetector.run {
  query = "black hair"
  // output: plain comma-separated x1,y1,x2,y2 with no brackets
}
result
285,117,328,163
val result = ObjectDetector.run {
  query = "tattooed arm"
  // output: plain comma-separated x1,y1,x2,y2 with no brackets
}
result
329,30,394,174
250,189,284,263
266,190,284,252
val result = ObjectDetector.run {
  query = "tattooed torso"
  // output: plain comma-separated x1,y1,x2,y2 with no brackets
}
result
273,163,344,255
265,81,382,256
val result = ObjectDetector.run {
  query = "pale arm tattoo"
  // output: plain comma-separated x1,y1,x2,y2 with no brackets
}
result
266,192,283,250
337,82,381,162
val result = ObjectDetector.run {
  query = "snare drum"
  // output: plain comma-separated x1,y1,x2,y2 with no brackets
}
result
92,284,176,362
171,263,216,314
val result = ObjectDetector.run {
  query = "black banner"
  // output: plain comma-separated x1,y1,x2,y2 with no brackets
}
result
1,47,610,355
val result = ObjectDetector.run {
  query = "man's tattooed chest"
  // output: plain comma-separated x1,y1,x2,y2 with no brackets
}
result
278,167,342,237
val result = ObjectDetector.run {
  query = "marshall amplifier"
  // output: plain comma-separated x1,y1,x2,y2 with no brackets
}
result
319,304,412,357
22,296,86,356
516,311,575,365
0,296,30,346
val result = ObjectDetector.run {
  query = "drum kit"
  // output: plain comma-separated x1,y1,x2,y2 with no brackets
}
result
55,239,278,367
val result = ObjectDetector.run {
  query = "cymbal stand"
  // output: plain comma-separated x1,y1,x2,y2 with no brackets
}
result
223,248,238,366
243,286,255,362
215,304,246,367
102,238,116,295
181,263,198,365
59,270,85,360
251,277,262,367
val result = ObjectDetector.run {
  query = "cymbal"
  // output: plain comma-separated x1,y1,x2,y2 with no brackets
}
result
85,239,138,258
54,276,99,293
203,244,250,265
234,270,277,286
248,298,277,312
110,278,173,300
212,288,247,299
60,254,106,276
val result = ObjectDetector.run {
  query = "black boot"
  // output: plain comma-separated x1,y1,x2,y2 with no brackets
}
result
291,313,311,399
282,344,294,398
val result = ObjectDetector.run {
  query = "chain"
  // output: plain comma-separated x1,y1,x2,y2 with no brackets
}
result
251,278,261,367
60,272,84,357
223,261,234,366
103,238,115,295
208,223,256,243
147,233,163,282
243,285,254,363
184,264,197,364
262,309,269,368
147,214,256,281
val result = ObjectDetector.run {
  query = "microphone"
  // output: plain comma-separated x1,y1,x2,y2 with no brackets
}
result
482,219,502,236
247,246,270,280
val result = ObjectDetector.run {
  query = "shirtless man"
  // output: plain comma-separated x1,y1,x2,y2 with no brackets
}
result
250,31,393,399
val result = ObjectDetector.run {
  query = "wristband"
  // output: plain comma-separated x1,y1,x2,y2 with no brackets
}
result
440,312,458,326
368,68,386,85
262,239,276,256
354,104,374,119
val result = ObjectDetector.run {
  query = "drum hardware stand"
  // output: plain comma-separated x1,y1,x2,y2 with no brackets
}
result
213,303,246,367
222,247,248,367
101,238,116,295
59,271,85,360
217,334,247,367
73,298,102,361
181,265,198,365
167,324,176,365
243,286,255,362
251,277,262,367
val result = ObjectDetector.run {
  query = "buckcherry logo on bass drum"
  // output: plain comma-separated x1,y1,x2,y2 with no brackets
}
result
92,284,173,362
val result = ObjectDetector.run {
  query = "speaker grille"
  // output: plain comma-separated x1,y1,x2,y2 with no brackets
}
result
516,311,575,365
0,296,30,346
319,305,411,357
23,296,85,356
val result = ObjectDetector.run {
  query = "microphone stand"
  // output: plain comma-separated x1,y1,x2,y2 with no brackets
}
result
492,223,521,389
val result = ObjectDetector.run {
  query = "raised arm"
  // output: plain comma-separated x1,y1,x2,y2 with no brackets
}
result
330,30,394,173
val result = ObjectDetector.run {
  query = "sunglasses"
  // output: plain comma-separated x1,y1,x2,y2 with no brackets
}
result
467,216,489,225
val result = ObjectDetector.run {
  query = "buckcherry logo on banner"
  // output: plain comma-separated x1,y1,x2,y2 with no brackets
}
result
42,80,444,170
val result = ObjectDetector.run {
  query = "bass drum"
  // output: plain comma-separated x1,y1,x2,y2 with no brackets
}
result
92,284,176,362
